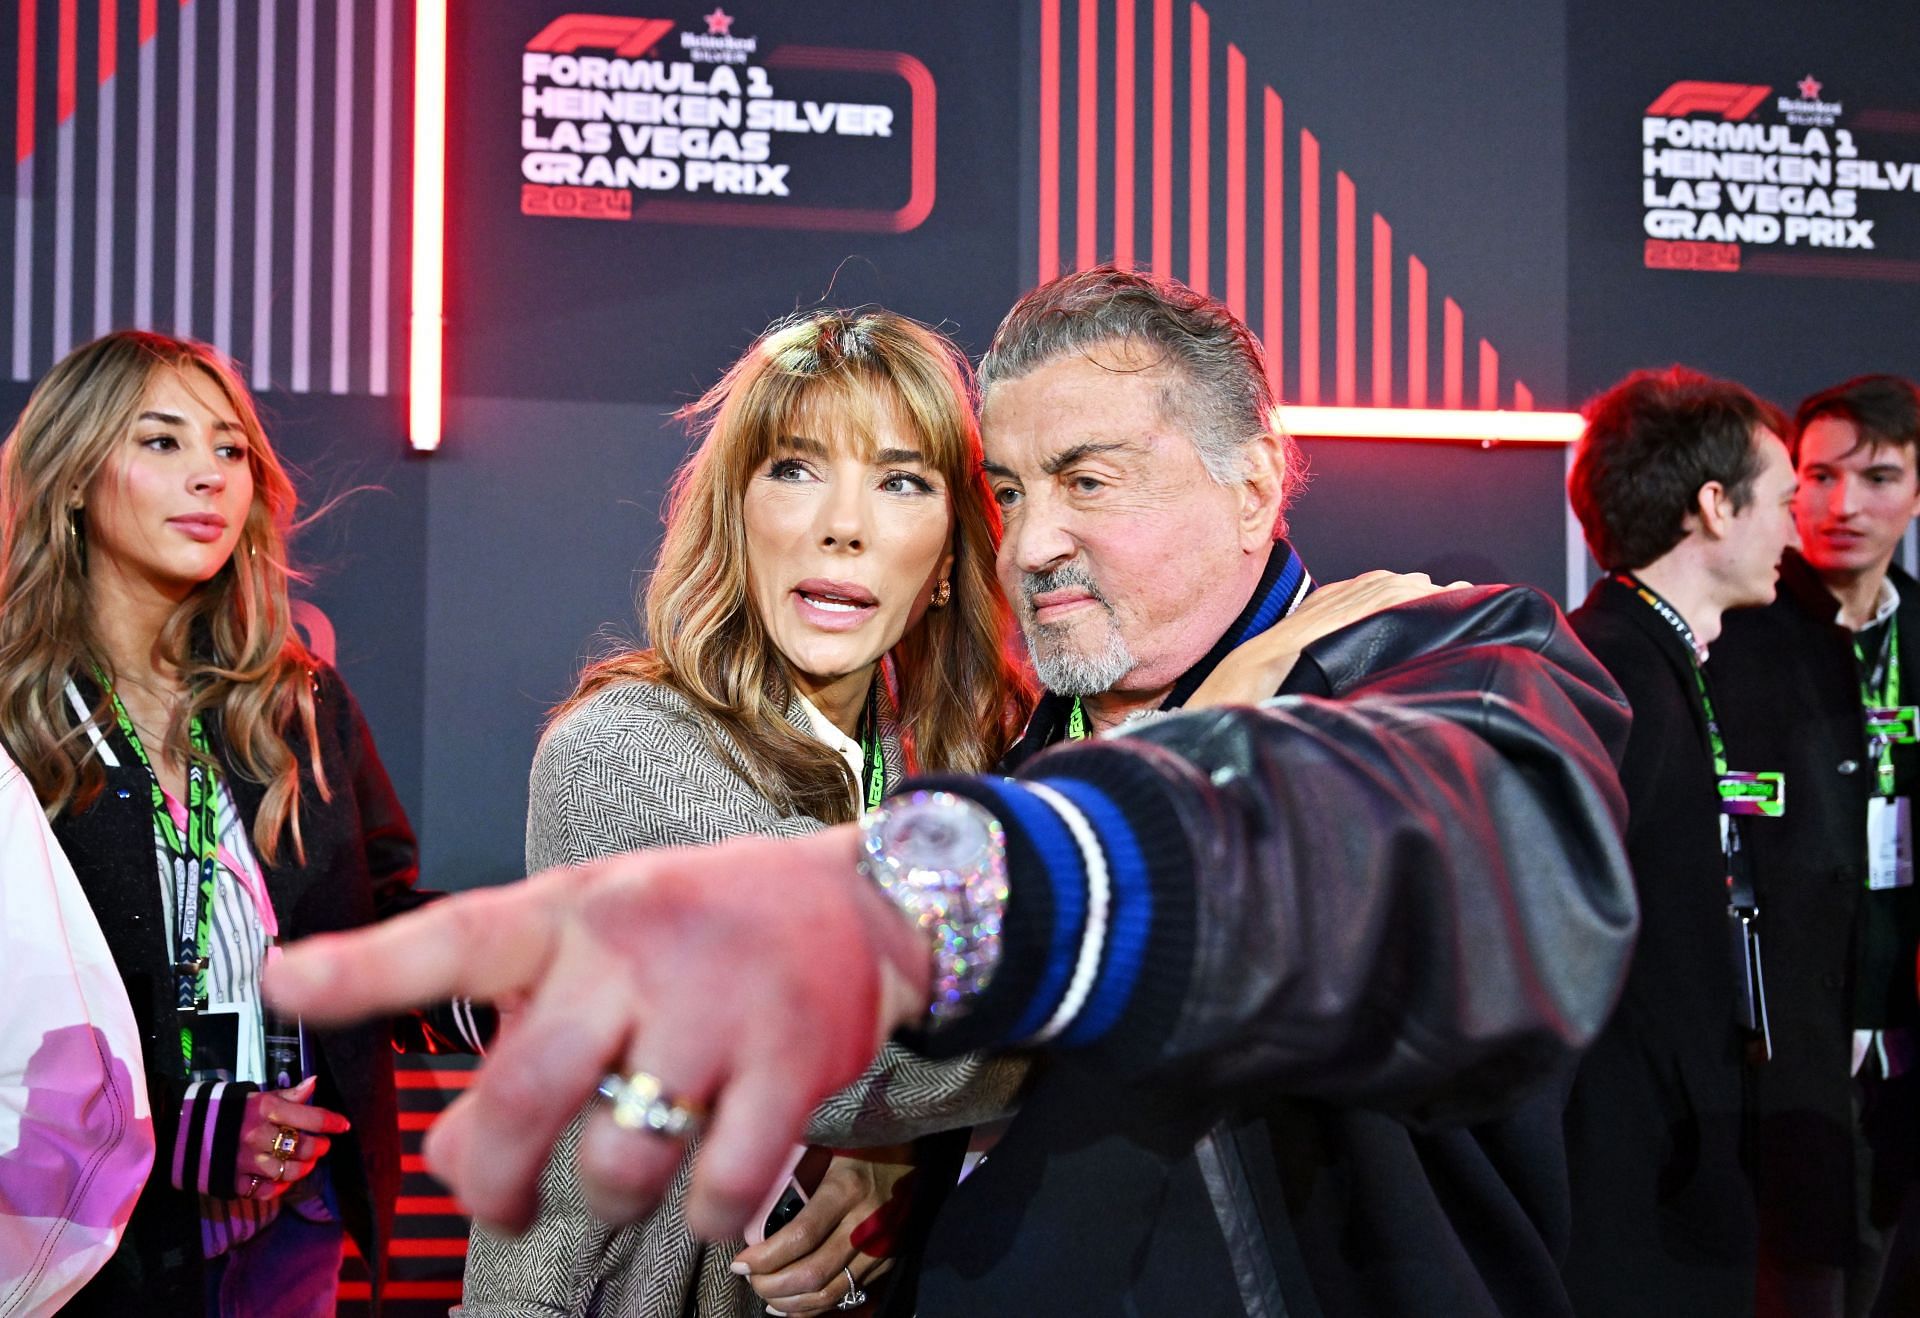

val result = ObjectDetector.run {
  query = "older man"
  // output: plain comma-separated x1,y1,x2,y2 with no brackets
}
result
268,268,1636,1317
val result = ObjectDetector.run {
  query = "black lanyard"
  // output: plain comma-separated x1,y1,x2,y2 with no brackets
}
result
857,677,887,810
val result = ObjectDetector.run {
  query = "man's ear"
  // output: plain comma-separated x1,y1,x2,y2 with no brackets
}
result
1693,480,1732,539
1238,431,1286,552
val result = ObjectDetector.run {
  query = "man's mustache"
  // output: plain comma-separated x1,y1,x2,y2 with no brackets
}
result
1021,564,1111,616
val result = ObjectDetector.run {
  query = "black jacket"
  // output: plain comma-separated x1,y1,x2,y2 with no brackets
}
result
1562,575,1757,1315
1711,552,1920,1265
52,664,430,1314
912,543,1637,1317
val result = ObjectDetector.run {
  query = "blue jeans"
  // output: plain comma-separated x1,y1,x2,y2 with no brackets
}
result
204,1208,345,1318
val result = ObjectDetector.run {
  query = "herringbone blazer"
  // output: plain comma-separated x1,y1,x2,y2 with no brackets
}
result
457,679,1027,1318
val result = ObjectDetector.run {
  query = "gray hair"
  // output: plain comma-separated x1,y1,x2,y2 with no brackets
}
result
978,265,1303,517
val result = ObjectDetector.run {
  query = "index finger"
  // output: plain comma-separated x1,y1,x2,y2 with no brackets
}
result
265,872,569,1024
262,1099,351,1134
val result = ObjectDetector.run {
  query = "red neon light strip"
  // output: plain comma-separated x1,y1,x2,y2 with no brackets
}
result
1334,170,1355,406
396,1194,461,1213
1442,297,1463,409
17,1,35,164
1187,3,1208,294
1225,43,1245,319
57,0,76,123
1151,0,1170,275
98,0,116,83
1298,129,1319,406
1113,0,1134,268
1038,0,1060,281
1371,214,1391,405
390,1238,469,1258
1283,405,1581,444
337,1282,465,1302
1261,88,1282,400
1407,255,1427,407
409,0,446,450
1076,0,1096,270
1515,381,1533,411
1478,339,1497,410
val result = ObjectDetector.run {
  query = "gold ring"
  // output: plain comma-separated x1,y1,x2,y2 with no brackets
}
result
244,1174,264,1200
595,1071,707,1139
270,1127,301,1159
273,1156,288,1183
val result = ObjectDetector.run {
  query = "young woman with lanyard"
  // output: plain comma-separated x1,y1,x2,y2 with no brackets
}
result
459,309,1036,1318
0,332,463,1314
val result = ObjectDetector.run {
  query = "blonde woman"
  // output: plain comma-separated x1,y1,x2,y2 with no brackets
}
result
0,331,456,1314
460,310,1035,1318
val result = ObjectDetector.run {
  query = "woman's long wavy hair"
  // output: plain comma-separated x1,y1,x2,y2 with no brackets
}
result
0,331,326,863
562,309,1035,823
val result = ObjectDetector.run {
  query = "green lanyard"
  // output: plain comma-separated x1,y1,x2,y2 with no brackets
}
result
1066,697,1088,742
857,681,888,810
103,680,222,1068
1617,575,1785,820
1856,625,1908,799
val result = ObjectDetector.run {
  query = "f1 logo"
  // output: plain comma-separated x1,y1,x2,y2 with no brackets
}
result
1645,81,1771,121
526,14,674,57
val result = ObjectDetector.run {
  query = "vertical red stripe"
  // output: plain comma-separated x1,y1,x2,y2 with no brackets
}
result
16,0,35,163
1298,130,1320,406
1371,214,1391,405
1186,3,1208,294
1261,88,1282,401
1114,0,1135,268
1038,0,1060,282
1224,43,1245,319
1075,0,1097,270
98,0,116,81
1443,298,1463,409
1514,380,1533,411
1478,340,1497,410
1407,256,1428,407
1151,0,1171,275
139,0,156,42
58,0,77,123
1334,171,1355,406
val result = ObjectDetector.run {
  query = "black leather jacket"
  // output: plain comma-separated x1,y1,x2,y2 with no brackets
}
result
916,544,1636,1316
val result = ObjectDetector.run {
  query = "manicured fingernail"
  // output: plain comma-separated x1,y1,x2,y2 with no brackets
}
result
766,1309,786,1316
729,1261,751,1276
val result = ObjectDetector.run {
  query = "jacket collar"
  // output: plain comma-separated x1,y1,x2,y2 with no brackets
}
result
1583,572,1705,680
1008,540,1311,761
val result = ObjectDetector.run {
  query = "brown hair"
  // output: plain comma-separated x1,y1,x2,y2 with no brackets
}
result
561,308,1035,822
0,330,327,862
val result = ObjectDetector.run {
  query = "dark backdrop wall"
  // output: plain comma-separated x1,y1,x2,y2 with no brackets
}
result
7,0,1917,881
6,1,1919,920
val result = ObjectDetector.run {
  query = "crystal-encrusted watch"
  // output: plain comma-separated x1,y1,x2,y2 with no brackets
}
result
857,789,1009,1023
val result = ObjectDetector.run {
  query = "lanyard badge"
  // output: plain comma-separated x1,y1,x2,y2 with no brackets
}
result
1718,770,1786,817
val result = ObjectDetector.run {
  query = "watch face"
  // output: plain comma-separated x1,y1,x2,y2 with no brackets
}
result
884,798,989,875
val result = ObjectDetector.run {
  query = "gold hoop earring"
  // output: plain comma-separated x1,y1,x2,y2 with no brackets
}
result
67,509,86,573
931,579,951,608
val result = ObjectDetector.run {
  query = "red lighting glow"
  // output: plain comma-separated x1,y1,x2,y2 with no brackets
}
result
409,0,447,451
1281,406,1582,445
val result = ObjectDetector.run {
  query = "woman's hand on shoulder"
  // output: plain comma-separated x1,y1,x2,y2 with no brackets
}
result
1188,570,1468,709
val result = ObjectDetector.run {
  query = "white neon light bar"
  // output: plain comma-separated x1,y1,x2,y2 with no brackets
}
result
408,0,447,451
1281,406,1584,445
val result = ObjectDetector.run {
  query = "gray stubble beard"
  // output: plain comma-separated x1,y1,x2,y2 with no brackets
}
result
1019,565,1137,696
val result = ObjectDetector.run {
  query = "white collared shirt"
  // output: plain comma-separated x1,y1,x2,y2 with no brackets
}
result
794,693,864,798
